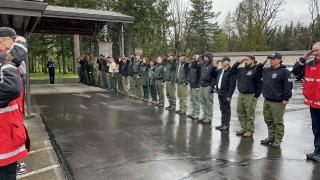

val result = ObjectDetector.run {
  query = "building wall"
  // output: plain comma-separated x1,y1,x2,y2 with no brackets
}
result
214,55,302,65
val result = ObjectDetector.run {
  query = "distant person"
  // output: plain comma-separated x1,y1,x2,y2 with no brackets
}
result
87,56,94,86
164,53,177,111
140,58,150,102
120,57,130,95
108,57,119,90
116,57,123,92
47,58,55,84
154,56,165,107
192,52,218,125
175,53,189,116
149,60,157,104
187,55,201,120
292,42,320,162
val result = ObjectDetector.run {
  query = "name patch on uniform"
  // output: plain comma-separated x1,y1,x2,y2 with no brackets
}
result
272,73,277,79
247,71,252,76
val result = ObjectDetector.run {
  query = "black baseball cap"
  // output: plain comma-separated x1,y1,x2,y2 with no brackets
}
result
0,27,17,39
268,52,282,60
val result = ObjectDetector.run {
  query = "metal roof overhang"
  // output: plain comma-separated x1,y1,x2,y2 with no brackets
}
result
0,0,47,35
0,1,134,35
34,6,134,35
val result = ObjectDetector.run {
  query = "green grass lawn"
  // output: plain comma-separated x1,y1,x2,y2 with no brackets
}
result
30,72,78,80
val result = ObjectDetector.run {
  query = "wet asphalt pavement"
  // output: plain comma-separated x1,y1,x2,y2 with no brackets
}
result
32,83,320,180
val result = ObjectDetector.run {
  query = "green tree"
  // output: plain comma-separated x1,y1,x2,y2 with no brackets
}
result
186,0,219,54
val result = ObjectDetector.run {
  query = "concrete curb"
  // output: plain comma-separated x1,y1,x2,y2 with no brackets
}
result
18,111,67,179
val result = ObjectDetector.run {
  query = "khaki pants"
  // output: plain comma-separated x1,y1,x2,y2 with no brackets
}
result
177,84,188,112
199,86,213,119
122,76,130,94
237,93,257,132
263,100,286,141
190,88,200,116
166,82,176,106
155,80,164,104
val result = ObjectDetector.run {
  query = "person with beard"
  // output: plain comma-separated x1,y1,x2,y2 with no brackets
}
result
230,55,262,137
257,53,293,148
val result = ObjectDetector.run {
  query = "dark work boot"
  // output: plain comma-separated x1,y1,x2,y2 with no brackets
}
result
219,125,229,131
306,152,317,160
271,140,281,148
202,119,212,125
260,137,275,145
310,154,320,162
179,111,187,116
215,124,223,130
187,114,193,118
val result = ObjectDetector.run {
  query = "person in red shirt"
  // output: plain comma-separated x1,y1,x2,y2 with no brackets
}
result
0,27,29,180
293,42,320,162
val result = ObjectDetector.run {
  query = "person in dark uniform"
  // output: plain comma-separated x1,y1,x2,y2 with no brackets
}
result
46,58,55,84
257,53,293,148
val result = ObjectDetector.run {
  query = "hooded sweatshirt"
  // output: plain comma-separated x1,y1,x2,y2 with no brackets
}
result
257,64,293,102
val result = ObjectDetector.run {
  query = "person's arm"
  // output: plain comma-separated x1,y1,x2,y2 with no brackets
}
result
0,63,21,107
227,72,237,99
255,59,267,83
282,69,293,105
292,57,306,77
254,77,262,99
185,63,190,84
161,65,166,83
230,60,243,74
210,65,218,89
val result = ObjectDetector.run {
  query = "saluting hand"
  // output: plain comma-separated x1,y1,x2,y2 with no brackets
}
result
262,58,269,65
303,50,314,60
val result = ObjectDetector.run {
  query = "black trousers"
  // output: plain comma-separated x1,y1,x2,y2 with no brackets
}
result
49,70,55,84
218,94,231,127
311,107,320,154
0,161,17,180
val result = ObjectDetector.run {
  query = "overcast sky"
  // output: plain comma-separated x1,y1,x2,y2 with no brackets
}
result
211,0,312,26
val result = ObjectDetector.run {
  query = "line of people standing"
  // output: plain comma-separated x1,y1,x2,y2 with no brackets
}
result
78,51,296,149
78,48,320,161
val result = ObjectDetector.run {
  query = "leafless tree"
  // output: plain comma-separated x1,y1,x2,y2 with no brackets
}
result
167,0,190,54
233,0,285,49
309,0,319,45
